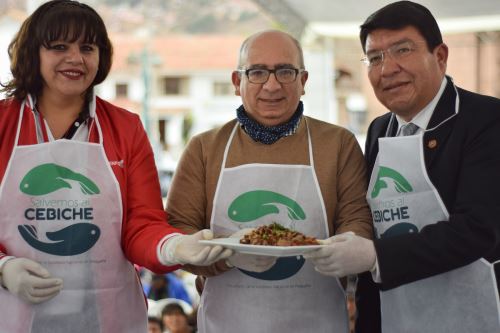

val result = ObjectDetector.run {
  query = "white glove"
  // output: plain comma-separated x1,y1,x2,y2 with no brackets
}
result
304,232,376,277
226,229,277,273
161,230,233,266
1,258,63,304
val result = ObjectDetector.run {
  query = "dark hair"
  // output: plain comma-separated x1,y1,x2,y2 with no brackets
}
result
1,0,113,100
161,303,186,317
359,1,442,53
148,316,163,331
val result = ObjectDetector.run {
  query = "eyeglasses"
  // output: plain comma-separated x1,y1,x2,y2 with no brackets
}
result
237,67,304,84
361,41,424,68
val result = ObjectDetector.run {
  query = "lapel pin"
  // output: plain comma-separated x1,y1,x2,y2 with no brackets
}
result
427,139,437,149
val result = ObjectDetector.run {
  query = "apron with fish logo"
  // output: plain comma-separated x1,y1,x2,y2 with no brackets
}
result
197,120,349,333
0,95,147,333
367,85,500,332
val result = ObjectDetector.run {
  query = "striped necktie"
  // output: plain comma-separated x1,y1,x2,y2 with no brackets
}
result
400,122,419,136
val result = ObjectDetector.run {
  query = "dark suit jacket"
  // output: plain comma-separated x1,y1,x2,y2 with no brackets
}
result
356,78,500,333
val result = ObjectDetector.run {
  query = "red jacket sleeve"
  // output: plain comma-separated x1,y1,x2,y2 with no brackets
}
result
0,98,181,272
0,244,7,259
94,98,183,273
0,99,25,260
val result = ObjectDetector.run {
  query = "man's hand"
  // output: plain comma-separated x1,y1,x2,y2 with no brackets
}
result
1,258,63,304
304,232,376,277
162,230,233,266
225,229,277,272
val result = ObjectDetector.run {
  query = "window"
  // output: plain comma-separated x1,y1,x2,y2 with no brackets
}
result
115,83,128,97
346,94,367,135
213,81,233,96
158,119,167,149
162,77,188,95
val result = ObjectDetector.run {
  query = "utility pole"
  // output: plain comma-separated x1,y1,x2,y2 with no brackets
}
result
129,45,161,138
141,47,152,137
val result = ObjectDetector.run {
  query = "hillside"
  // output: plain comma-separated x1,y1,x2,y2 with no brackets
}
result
88,0,277,36
1,0,277,36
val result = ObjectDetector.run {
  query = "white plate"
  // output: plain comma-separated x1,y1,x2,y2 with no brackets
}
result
199,238,324,257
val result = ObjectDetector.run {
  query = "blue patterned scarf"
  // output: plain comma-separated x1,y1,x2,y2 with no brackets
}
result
236,101,303,144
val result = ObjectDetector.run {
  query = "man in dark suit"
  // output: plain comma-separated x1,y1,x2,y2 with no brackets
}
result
306,1,500,332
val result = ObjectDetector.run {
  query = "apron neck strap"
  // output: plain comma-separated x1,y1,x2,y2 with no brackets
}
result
14,98,28,147
385,80,460,137
425,82,460,133
221,119,315,170
18,94,103,145
304,118,314,167
221,123,239,170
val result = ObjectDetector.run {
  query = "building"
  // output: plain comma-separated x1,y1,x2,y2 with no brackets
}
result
98,34,245,161
253,0,500,146
0,8,25,98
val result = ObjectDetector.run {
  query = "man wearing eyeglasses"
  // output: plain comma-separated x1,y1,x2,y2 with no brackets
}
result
306,1,500,333
165,30,373,332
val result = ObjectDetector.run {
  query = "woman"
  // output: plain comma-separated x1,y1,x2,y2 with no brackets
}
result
0,1,230,332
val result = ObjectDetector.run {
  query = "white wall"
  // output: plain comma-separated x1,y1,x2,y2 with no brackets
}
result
150,72,238,137
0,17,21,98
301,33,337,124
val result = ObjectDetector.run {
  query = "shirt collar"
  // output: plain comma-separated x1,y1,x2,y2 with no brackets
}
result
395,76,447,134
28,91,96,118
88,90,96,118
28,92,96,142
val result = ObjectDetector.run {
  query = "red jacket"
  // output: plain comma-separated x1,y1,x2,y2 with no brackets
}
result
0,97,180,273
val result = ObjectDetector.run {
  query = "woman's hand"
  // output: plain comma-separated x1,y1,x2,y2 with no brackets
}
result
1,258,63,304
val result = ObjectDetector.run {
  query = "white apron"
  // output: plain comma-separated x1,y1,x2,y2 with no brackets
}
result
0,97,147,333
367,92,500,332
197,121,349,333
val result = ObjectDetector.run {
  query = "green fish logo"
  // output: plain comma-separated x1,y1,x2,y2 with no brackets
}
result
371,166,413,199
228,190,307,281
20,163,100,196
228,190,305,222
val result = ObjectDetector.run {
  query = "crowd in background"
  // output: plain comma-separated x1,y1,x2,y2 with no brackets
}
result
140,268,198,333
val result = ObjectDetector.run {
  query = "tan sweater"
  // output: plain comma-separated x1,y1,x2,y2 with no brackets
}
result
166,116,373,276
